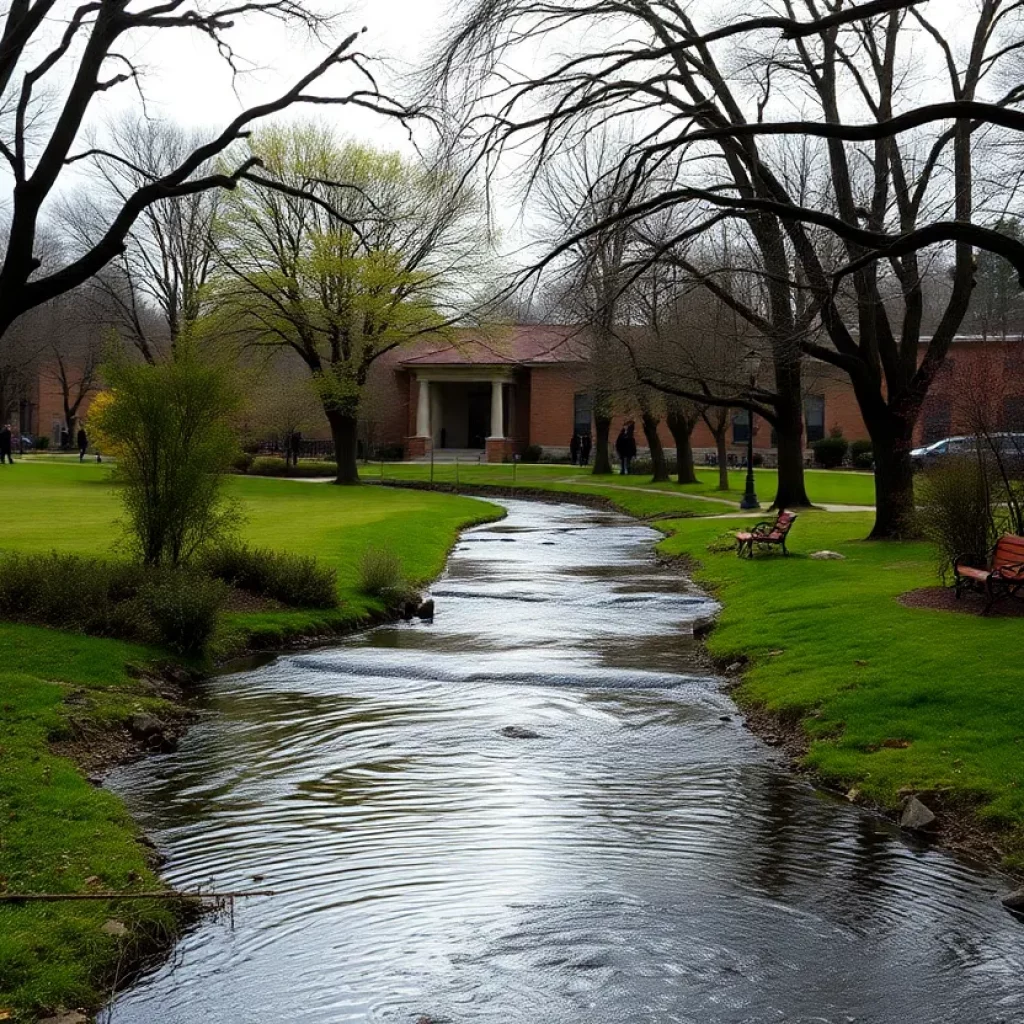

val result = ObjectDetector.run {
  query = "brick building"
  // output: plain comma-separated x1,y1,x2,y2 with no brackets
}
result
369,325,1024,462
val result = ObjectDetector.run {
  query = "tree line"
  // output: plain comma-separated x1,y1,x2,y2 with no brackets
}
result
4,0,1024,536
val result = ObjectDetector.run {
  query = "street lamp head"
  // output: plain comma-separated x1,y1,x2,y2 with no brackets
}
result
742,348,761,381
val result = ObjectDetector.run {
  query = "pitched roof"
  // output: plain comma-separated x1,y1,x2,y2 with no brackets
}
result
399,324,591,367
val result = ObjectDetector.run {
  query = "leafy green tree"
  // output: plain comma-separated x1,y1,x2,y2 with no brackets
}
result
90,344,241,566
213,124,483,484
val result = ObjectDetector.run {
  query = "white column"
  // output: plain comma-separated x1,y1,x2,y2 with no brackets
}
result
416,378,431,437
489,379,504,438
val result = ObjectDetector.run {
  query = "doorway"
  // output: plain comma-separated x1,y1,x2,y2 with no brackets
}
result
467,388,490,449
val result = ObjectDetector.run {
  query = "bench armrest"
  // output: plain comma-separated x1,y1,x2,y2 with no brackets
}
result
954,552,987,570
750,521,777,537
993,561,1024,580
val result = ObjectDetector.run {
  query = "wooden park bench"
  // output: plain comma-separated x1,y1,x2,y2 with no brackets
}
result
954,534,1024,610
735,511,798,558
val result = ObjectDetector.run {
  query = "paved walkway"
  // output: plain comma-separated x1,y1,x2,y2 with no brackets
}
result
554,478,740,508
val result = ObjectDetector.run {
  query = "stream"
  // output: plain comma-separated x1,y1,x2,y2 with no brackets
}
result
104,500,1022,1024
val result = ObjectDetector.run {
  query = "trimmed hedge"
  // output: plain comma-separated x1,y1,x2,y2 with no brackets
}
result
249,457,338,478
812,433,849,469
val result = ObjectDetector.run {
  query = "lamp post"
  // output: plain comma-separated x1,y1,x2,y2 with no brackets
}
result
739,350,761,510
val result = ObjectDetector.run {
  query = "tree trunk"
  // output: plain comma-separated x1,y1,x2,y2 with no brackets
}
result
593,412,613,475
665,410,698,484
715,427,730,490
641,412,669,482
868,419,919,539
770,395,812,509
327,409,359,485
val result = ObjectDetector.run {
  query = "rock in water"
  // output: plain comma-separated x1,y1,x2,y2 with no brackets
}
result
1001,888,1024,913
809,550,846,560
416,599,435,619
500,725,542,740
899,795,937,831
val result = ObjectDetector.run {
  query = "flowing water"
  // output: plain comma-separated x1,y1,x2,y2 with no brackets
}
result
104,500,1022,1024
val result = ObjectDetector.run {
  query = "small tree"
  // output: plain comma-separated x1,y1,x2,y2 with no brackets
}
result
91,345,240,566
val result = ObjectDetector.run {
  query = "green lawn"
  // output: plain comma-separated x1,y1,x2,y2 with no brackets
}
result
0,461,500,1020
656,511,1024,865
376,460,877,509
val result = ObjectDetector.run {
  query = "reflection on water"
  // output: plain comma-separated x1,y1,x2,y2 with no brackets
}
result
104,501,1022,1024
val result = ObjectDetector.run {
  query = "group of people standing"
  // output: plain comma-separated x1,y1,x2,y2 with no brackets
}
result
569,423,638,474
568,431,592,466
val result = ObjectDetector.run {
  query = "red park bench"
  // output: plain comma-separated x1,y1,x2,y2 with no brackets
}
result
735,511,798,559
954,534,1024,610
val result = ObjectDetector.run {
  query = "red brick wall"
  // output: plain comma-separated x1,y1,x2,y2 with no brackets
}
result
528,365,589,446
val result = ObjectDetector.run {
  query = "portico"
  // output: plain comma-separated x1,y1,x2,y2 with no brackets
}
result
409,368,517,463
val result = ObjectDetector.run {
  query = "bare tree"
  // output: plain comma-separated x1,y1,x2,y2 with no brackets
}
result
41,290,105,441
436,0,1024,535
63,119,225,363
0,6,408,362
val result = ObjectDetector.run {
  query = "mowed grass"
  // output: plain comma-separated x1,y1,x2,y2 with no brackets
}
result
0,461,500,1019
377,459,877,509
0,626,180,1018
656,511,1024,863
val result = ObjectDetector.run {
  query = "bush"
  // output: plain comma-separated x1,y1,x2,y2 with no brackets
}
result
90,345,241,566
918,457,994,580
35,436,49,450
140,570,226,655
357,545,406,601
812,431,849,468
629,454,679,477
372,443,405,461
0,553,226,655
232,451,255,474
201,543,338,608
850,439,874,470
521,444,543,464
249,457,338,478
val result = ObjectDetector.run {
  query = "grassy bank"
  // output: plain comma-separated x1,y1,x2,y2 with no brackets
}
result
654,511,1024,868
0,462,500,1020
373,460,877,510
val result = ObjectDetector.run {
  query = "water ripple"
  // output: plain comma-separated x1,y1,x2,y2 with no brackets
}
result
104,501,1022,1024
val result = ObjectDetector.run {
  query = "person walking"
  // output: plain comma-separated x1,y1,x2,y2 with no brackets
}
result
289,430,302,468
580,432,592,467
77,425,88,462
0,423,13,464
569,432,581,466
615,422,637,475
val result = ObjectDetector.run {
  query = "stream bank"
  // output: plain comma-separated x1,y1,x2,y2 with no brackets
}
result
102,500,1023,1024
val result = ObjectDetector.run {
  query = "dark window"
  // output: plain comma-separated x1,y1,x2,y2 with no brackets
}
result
732,409,750,445
922,398,952,443
573,392,593,435
1003,396,1024,431
803,396,825,444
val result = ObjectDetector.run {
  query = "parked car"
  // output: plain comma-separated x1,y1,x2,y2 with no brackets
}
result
911,433,1024,471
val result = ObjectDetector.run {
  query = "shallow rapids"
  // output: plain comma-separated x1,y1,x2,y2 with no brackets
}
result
104,500,1022,1023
